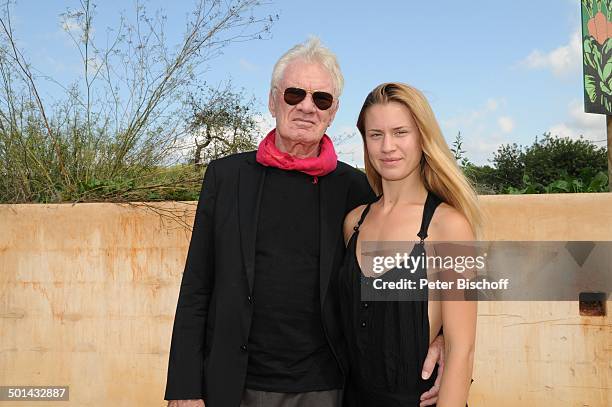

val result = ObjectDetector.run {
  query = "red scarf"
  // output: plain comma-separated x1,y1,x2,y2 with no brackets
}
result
256,129,337,182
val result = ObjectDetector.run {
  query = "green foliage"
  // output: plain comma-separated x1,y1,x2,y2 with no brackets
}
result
454,132,609,195
520,133,607,187
67,164,205,202
490,143,525,191
505,171,609,194
450,131,470,167
0,1,275,203
461,163,502,195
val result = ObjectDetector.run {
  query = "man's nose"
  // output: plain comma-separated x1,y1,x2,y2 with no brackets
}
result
296,93,317,113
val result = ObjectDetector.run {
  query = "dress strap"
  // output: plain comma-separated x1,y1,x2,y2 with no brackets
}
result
416,191,443,242
353,196,381,232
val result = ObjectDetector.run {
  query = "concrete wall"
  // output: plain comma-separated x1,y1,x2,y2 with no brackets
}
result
0,194,610,406
473,194,611,407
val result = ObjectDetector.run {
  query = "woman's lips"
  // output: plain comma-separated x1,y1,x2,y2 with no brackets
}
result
380,158,402,165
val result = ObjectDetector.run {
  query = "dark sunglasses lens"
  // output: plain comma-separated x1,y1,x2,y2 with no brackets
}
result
284,87,306,105
313,92,333,110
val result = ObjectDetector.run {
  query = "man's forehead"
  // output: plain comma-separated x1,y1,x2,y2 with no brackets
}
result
281,60,334,91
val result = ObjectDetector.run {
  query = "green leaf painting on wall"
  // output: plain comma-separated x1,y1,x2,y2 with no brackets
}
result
582,0,612,114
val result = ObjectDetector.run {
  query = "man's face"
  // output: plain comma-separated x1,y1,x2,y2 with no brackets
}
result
269,60,339,150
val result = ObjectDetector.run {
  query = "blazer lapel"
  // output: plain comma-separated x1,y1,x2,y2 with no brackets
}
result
238,154,266,295
319,168,349,306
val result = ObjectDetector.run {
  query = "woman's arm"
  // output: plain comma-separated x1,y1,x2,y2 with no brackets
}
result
432,208,477,407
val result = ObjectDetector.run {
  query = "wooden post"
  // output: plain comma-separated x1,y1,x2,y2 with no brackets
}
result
608,116,612,192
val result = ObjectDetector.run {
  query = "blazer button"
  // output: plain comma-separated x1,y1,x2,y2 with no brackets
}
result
361,321,367,328
247,295,253,303
240,344,248,352
362,302,369,308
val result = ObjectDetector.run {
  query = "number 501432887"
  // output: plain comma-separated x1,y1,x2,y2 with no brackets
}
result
1,386,69,401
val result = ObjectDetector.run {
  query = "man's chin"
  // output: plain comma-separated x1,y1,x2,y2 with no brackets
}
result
285,129,325,143
292,125,317,134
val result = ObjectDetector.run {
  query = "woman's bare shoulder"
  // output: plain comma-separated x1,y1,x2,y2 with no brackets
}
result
345,204,368,230
430,202,474,241
343,204,368,242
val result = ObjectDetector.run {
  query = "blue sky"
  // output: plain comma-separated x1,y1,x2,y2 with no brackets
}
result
6,0,604,166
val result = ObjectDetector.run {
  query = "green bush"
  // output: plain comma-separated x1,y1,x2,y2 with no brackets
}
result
520,133,608,187
454,132,609,194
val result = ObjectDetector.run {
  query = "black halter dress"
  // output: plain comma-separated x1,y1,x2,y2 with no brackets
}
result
339,192,443,407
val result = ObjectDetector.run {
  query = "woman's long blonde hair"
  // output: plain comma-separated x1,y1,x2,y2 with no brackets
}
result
356,82,481,236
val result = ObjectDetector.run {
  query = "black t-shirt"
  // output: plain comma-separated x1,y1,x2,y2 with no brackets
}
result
245,167,343,392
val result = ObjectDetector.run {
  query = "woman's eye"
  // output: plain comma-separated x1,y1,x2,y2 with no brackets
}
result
395,130,409,136
369,133,382,138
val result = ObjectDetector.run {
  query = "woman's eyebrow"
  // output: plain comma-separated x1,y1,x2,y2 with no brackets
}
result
367,125,413,132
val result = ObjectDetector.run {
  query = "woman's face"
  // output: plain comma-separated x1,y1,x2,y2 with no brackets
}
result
364,101,423,183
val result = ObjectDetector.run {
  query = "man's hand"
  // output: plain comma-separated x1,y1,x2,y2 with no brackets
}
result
167,400,205,407
419,333,445,407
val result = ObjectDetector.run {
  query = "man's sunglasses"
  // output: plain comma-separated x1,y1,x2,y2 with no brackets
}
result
283,87,334,110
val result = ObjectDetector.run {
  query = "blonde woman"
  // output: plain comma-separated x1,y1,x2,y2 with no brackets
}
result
338,83,479,406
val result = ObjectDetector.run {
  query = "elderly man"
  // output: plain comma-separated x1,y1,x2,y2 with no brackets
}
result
165,38,444,407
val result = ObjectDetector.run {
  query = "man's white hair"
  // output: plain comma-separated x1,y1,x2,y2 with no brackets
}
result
270,37,344,97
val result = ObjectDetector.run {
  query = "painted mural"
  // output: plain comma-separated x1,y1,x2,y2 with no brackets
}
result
582,0,612,114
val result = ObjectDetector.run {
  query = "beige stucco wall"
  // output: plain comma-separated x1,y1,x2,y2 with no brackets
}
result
473,194,611,407
0,194,610,406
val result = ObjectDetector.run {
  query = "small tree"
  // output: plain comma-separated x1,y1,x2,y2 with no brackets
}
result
447,131,499,194
490,142,525,192
450,131,469,166
187,81,261,167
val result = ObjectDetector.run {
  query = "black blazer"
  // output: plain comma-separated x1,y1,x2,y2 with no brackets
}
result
164,151,374,407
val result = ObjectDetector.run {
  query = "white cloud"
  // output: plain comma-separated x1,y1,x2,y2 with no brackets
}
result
61,20,81,33
520,28,581,77
441,98,502,129
45,55,67,74
498,116,515,133
548,100,606,142
485,99,499,111
462,133,507,166
239,58,258,72
440,98,511,165
253,111,275,139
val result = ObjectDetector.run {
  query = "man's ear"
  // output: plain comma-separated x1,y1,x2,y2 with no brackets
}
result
328,99,339,126
268,89,276,118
